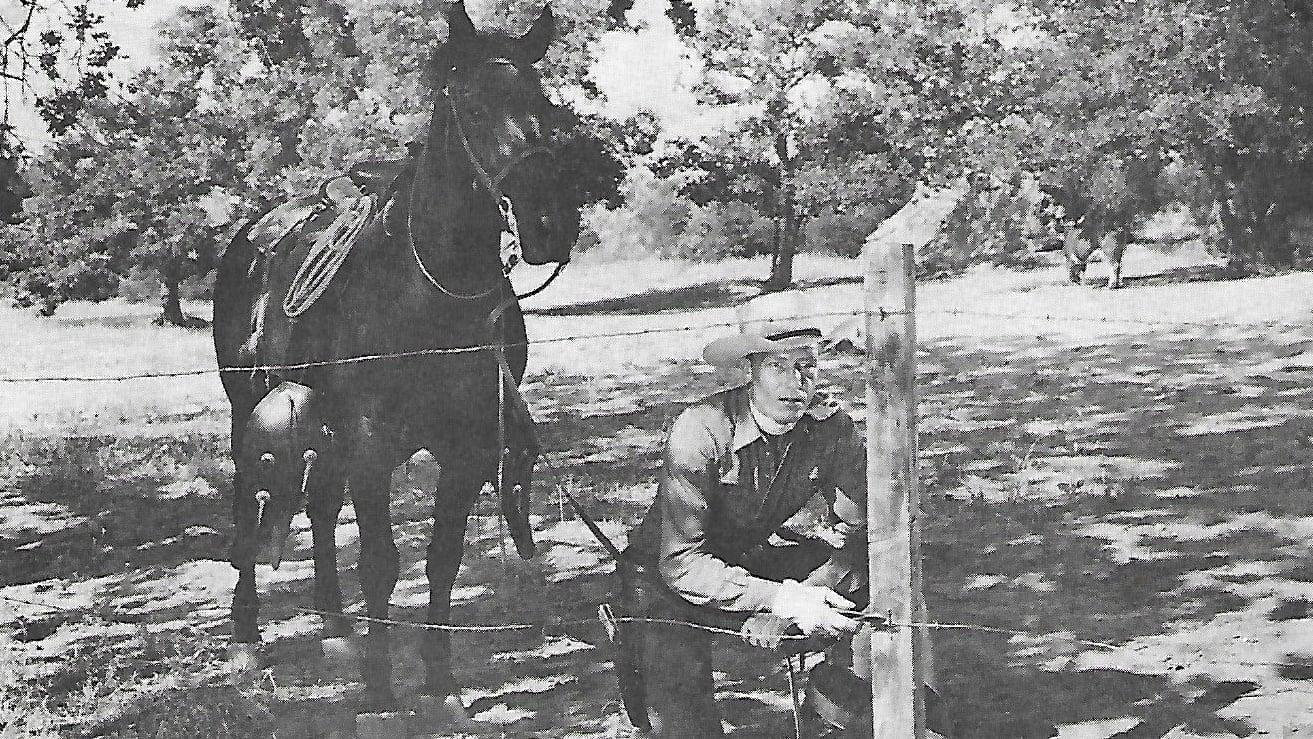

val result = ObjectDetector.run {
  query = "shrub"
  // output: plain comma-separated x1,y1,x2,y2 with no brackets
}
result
920,180,1045,280
676,201,774,261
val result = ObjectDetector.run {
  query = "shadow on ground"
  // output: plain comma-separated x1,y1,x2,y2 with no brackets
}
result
526,275,861,317
4,318,1313,736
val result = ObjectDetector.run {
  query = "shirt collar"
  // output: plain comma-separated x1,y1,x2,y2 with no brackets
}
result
750,400,797,436
726,384,839,453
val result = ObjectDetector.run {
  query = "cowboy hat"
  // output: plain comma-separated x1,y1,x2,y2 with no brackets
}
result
703,291,830,367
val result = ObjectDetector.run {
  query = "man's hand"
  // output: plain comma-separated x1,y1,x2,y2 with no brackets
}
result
769,579,859,637
740,612,794,649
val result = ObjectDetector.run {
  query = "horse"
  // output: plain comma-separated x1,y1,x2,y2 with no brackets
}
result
211,1,578,720
1060,220,1131,288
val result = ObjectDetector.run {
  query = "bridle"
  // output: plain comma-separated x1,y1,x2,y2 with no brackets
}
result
409,59,565,301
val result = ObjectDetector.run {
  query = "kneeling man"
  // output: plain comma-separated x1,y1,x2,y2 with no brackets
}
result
623,291,902,737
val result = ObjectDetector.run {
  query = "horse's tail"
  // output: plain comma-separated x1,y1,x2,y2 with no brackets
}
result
213,219,263,398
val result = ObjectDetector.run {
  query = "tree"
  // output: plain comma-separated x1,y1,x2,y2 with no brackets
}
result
2,0,633,320
668,0,1024,288
1156,0,1313,272
0,148,28,223
680,0,848,290
1003,0,1313,275
1,0,149,139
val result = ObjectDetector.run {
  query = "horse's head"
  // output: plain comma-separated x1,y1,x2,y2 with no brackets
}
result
425,2,579,266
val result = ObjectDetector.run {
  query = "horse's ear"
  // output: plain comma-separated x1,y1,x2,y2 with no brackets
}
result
516,5,555,64
429,1,478,88
446,1,478,50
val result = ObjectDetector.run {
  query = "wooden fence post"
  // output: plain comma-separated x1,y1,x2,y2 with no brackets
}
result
864,240,923,738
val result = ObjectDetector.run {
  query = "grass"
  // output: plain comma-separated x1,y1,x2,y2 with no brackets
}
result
4,243,1313,735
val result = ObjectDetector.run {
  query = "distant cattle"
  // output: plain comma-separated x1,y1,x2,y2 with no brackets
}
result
1060,225,1130,289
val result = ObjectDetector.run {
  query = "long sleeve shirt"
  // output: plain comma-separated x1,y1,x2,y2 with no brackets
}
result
627,384,867,613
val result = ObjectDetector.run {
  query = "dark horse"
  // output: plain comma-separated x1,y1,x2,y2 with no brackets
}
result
211,1,578,720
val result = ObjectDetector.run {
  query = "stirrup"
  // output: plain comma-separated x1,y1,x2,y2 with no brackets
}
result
598,603,619,643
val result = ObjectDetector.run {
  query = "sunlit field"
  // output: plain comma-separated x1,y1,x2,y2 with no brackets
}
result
5,242,1313,736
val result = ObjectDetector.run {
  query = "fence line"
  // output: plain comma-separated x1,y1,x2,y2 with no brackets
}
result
0,592,91,614
4,295,1311,719
0,308,879,384
3,588,1310,678
925,307,1308,330
3,305,1306,385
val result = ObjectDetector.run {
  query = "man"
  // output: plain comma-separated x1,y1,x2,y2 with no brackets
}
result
621,290,924,737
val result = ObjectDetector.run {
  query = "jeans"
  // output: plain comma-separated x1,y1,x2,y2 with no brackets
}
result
634,540,836,738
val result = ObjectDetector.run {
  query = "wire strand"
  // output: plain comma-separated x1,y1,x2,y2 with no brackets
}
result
0,308,878,383
4,303,1305,384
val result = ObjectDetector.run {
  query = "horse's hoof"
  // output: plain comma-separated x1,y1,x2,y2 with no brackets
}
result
320,636,359,661
226,643,261,676
416,694,490,734
309,710,356,739
359,688,399,714
355,711,411,739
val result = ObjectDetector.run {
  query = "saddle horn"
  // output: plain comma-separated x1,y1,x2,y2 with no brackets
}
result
516,5,555,64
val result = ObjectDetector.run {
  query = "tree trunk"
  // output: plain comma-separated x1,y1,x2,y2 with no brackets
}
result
764,216,796,292
158,276,187,326
764,131,796,293
769,218,781,273
1217,197,1254,277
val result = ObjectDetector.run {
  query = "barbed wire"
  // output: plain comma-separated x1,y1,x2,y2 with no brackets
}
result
5,584,1311,674
4,584,1313,684
0,591,88,614
0,308,877,384
288,604,1313,675
2,304,1307,384
924,307,1310,331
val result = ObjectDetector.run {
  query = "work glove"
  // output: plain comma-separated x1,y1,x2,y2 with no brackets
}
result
769,579,859,637
740,612,794,649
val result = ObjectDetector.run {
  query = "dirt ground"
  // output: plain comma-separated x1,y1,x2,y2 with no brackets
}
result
3,248,1313,737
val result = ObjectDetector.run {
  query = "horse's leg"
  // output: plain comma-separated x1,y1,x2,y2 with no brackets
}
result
345,422,401,708
227,408,262,668
1105,232,1127,289
1062,229,1088,284
309,469,351,638
420,454,484,702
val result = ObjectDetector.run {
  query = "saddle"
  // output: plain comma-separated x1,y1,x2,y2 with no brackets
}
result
282,193,376,318
347,156,415,199
240,154,418,381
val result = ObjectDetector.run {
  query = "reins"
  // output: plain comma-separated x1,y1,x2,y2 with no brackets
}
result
407,63,559,301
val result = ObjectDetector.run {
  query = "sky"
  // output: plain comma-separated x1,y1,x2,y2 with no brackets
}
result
5,0,725,151
4,0,193,150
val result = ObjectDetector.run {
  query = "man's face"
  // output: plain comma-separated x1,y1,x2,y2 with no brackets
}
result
748,344,821,426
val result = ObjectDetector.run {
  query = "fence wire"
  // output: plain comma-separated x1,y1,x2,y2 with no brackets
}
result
4,590,1312,679
3,298,1312,724
2,305,1306,384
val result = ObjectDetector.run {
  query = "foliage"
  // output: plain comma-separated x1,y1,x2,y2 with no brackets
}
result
656,0,1026,286
920,178,1045,280
676,199,774,261
8,0,1313,304
1,0,149,140
666,0,863,288
3,6,247,322
579,165,692,260
2,0,632,320
1000,0,1313,273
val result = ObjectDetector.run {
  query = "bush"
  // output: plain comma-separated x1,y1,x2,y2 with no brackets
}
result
804,201,895,258
676,201,774,261
920,180,1045,280
575,167,693,261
